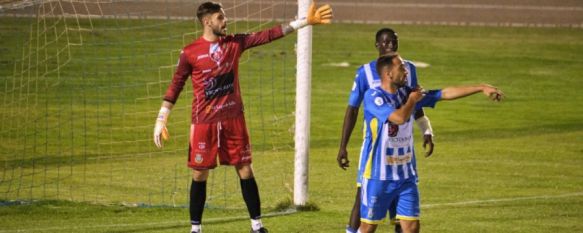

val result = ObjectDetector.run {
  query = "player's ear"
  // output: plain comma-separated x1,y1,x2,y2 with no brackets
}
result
203,15,211,26
387,70,394,80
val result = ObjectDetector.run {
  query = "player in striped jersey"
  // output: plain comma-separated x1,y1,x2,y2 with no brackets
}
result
358,54,503,233
338,28,433,233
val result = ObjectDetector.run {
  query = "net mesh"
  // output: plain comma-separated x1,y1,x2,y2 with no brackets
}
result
0,0,297,208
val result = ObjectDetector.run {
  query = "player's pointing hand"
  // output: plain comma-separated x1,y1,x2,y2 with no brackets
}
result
481,84,504,102
307,2,333,25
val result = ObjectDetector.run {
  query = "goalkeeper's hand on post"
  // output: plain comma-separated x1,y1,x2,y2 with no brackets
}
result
154,107,170,148
288,1,333,31
307,2,332,25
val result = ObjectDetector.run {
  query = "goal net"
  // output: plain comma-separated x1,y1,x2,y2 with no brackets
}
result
0,0,300,209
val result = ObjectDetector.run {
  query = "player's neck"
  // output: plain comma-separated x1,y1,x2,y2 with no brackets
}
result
378,50,396,57
202,29,219,42
381,82,398,94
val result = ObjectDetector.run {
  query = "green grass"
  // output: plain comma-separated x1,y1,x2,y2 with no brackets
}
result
1,16,583,232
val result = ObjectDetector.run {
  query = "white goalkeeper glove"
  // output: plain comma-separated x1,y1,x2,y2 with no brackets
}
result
154,107,170,148
289,1,333,30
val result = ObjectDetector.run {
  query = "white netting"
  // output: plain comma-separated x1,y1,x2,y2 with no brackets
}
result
0,0,297,208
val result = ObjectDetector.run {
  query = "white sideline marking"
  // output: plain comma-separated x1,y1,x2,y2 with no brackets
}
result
423,192,583,208
411,61,430,68
323,62,351,67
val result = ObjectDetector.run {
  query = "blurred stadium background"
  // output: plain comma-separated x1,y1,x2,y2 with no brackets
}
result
2,0,583,26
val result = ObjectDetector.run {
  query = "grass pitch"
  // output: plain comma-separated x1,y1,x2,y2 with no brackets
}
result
1,17,582,232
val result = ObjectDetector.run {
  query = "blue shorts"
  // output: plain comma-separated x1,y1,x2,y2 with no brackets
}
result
356,155,398,221
360,178,420,224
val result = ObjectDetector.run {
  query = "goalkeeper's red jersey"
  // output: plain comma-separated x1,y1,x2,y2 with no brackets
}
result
164,26,284,124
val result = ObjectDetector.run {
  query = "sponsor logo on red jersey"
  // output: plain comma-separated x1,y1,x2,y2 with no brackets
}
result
203,70,235,100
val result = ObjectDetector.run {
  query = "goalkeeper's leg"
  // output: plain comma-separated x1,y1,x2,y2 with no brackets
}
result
217,116,266,232
190,170,209,233
237,164,266,233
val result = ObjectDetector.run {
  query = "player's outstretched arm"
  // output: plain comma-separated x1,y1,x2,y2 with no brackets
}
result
154,100,174,148
283,1,333,35
440,84,504,101
337,106,359,170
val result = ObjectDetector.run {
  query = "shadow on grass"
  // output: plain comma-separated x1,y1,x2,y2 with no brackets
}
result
106,224,185,233
107,208,300,233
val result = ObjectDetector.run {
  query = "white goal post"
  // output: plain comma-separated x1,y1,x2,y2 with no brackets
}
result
294,0,312,206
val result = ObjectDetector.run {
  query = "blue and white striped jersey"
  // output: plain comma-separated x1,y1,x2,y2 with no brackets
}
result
349,59,418,185
360,86,441,181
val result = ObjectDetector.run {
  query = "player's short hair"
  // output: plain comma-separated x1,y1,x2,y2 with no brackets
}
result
197,2,223,23
376,28,397,42
376,53,400,76
376,28,399,51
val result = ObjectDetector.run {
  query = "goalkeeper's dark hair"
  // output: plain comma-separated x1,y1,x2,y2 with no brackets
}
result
197,2,223,23
376,28,399,52
376,53,400,76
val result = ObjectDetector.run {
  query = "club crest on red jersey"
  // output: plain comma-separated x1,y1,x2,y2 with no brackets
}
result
209,43,223,63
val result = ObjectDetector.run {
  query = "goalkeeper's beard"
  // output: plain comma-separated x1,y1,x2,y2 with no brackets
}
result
213,25,227,37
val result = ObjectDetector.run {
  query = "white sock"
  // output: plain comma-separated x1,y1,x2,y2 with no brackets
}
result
191,224,201,233
251,219,263,231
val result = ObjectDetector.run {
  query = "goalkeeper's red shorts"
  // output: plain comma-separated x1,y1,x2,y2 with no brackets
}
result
187,116,252,169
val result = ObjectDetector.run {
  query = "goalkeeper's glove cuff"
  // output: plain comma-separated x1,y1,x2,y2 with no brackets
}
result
415,115,433,136
157,107,171,123
289,17,308,30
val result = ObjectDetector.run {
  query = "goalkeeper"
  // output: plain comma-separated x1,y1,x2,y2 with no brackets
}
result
153,1,332,233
